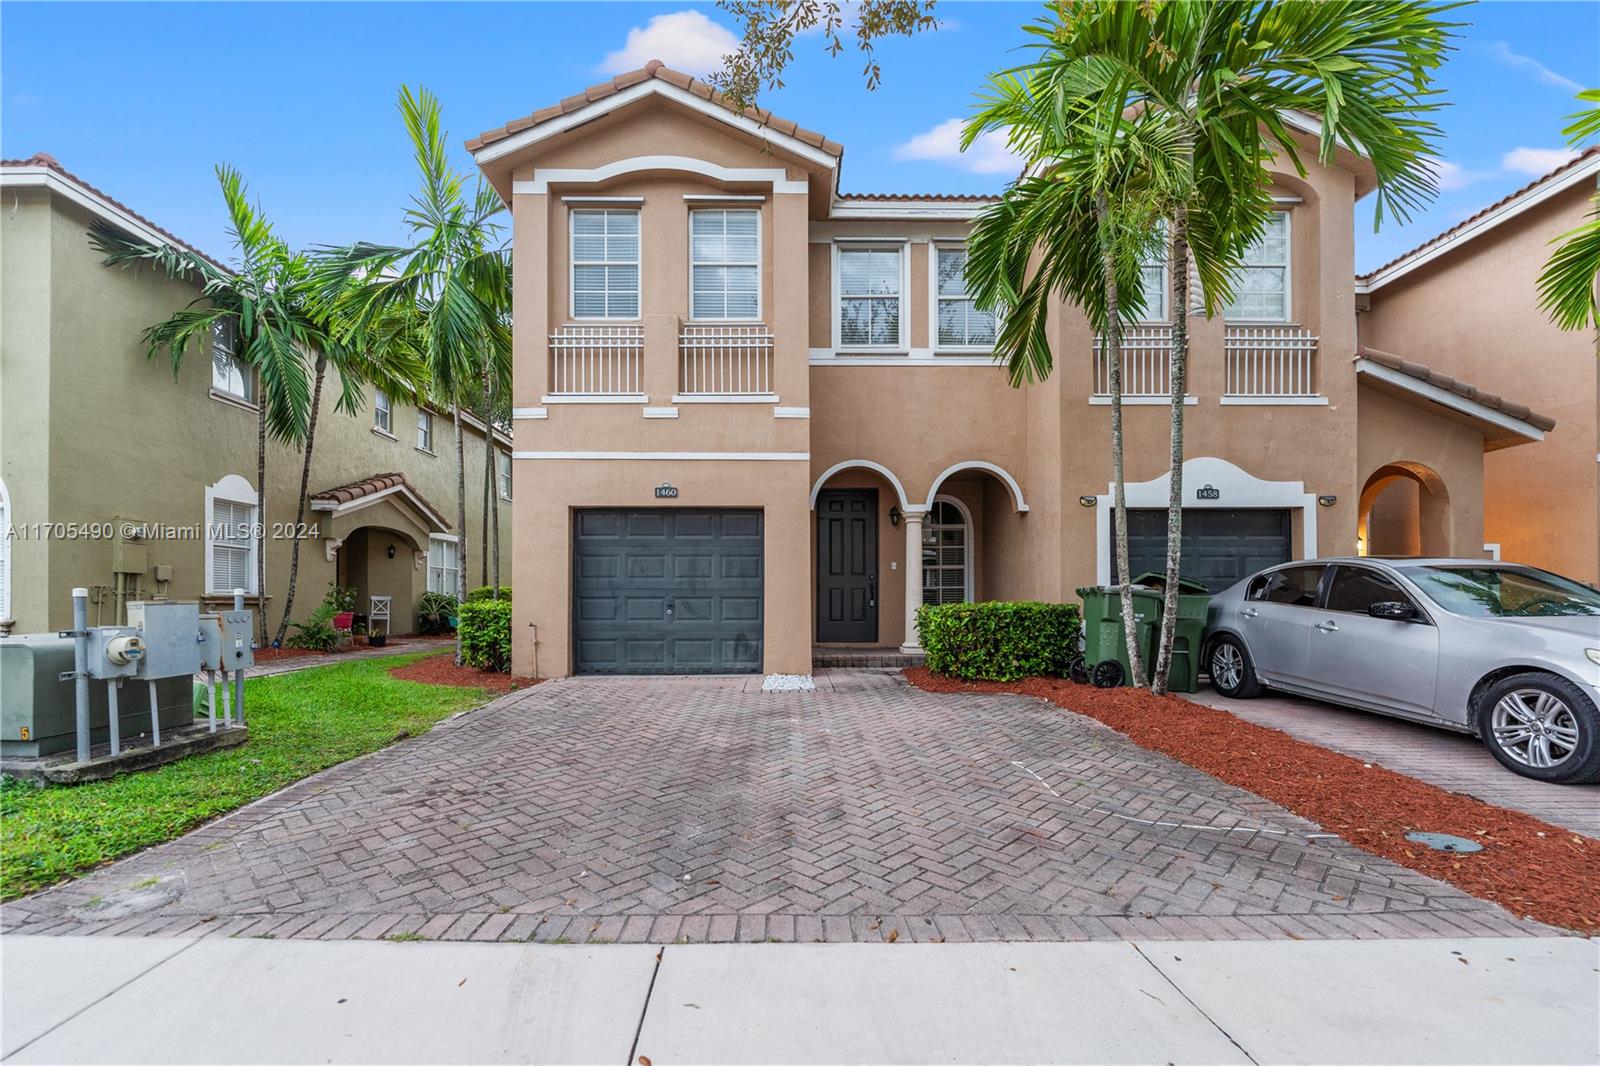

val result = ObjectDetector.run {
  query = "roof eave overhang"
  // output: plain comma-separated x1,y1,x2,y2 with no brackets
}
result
1355,357,1548,448
310,484,452,534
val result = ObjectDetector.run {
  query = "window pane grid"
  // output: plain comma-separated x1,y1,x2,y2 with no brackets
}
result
935,247,996,348
921,501,968,606
839,247,903,348
1225,214,1289,321
572,210,641,319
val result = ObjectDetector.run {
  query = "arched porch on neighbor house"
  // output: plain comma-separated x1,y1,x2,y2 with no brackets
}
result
809,458,1029,653
310,474,453,636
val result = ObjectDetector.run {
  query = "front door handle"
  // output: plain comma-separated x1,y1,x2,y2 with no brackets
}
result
1313,620,1339,633
868,573,877,608
1241,607,1259,619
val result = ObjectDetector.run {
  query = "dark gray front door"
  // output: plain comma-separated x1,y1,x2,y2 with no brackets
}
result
1116,508,1292,592
816,489,878,643
573,509,762,674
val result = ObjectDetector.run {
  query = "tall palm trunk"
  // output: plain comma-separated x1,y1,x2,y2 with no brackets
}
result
453,406,468,665
274,354,326,645
1151,200,1190,696
1099,195,1145,688
254,397,268,646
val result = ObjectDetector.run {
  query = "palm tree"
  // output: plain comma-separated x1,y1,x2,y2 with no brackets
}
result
967,0,1455,693
1538,89,1600,332
92,165,316,644
317,85,512,663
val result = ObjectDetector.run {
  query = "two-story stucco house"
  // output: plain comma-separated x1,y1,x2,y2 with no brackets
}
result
0,153,512,636
471,62,1557,679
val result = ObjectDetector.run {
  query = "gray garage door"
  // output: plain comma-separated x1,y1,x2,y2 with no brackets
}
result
1115,508,1292,592
573,509,763,674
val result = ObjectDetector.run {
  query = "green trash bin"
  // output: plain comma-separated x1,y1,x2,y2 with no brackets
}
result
1075,584,1161,687
1132,572,1212,693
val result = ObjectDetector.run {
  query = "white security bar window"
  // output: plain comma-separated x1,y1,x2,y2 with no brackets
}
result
208,498,256,594
210,318,253,402
374,389,392,434
1225,212,1290,321
497,451,512,500
934,246,996,349
571,209,640,319
1137,223,1168,322
427,535,460,595
921,499,969,605
416,409,433,452
690,209,760,320
838,246,903,348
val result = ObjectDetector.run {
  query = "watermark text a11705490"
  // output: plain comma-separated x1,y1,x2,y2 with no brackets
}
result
4,520,321,541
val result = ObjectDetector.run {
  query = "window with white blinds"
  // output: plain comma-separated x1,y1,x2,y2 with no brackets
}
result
497,451,512,500
374,389,392,434
690,209,760,320
1225,213,1290,321
934,246,996,349
417,409,433,452
210,318,253,402
571,209,640,319
838,246,903,348
428,535,460,595
208,497,256,594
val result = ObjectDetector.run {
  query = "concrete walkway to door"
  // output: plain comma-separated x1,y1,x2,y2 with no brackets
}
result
2,672,1558,944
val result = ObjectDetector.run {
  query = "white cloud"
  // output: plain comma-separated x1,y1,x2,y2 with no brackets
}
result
1486,42,1584,94
1501,146,1579,176
599,10,740,78
1423,158,1498,191
893,117,1023,175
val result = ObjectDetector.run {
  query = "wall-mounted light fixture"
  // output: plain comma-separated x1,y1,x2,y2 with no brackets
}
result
1317,495,1338,508
386,544,397,559
1079,495,1098,508
889,506,902,527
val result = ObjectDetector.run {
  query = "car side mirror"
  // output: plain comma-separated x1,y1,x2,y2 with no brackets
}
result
1368,600,1415,621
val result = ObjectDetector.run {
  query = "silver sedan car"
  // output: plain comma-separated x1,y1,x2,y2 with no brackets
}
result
1203,558,1600,784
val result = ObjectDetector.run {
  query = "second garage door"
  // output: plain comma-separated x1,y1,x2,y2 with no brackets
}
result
1115,508,1292,592
573,509,763,674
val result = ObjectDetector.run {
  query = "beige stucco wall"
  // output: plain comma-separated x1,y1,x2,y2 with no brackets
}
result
1360,183,1599,582
0,185,511,636
1355,383,1486,558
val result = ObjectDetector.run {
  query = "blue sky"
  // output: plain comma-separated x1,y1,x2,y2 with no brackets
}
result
3,2,1596,272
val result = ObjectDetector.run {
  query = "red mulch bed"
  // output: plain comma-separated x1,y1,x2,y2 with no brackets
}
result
254,636,444,664
389,652,538,695
905,667,1599,933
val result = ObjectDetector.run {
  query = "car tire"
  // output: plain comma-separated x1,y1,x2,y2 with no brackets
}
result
1476,672,1600,785
1208,635,1263,699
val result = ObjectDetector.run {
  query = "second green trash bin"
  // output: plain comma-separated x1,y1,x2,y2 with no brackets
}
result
1075,584,1161,688
1132,572,1212,693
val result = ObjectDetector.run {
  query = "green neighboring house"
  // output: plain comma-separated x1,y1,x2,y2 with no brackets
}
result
0,153,511,637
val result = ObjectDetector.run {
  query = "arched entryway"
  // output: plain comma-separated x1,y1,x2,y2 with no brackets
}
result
1359,461,1450,558
809,460,909,647
311,474,453,636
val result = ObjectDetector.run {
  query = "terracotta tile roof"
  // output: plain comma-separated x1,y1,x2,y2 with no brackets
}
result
311,473,451,530
466,60,845,158
835,192,1000,203
0,152,230,273
1356,347,1557,433
1358,146,1600,283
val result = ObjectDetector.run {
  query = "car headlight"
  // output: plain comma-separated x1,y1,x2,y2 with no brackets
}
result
1587,648,1600,665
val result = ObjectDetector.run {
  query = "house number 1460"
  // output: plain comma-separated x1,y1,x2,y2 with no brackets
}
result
654,483,679,499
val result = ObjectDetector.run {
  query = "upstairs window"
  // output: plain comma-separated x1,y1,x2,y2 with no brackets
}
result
690,209,760,320
416,409,433,452
837,245,904,349
210,318,253,402
934,246,996,349
1225,212,1290,321
1136,223,1168,322
373,389,392,434
571,209,640,319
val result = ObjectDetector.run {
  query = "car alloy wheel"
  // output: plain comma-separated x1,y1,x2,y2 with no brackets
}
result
1211,643,1244,692
1490,688,1580,770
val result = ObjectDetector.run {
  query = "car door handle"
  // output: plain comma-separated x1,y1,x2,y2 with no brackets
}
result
1313,620,1339,633
1241,608,1259,618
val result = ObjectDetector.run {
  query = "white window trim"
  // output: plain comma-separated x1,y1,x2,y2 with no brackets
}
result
924,494,974,605
497,451,513,501
427,533,462,596
210,319,255,405
416,409,435,454
1136,222,1169,325
374,389,392,435
204,474,259,596
928,242,997,354
570,207,642,322
832,239,909,353
1224,211,1292,324
688,207,763,323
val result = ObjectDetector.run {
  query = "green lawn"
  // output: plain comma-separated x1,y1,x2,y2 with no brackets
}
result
0,651,489,901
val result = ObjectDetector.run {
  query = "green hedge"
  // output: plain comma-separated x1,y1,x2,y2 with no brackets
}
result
458,599,512,672
465,586,512,603
916,601,1082,681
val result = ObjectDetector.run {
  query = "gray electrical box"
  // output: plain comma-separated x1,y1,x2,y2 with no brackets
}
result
86,626,144,680
199,611,254,671
127,601,202,679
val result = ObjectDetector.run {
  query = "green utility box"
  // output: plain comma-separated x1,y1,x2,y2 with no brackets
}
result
1075,585,1161,687
1132,572,1213,693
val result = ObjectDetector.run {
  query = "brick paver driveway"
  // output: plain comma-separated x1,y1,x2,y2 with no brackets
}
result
3,671,1556,944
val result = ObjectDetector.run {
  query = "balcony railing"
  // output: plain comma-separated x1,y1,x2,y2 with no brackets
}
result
1093,326,1173,397
548,324,644,396
1224,325,1319,398
678,324,775,397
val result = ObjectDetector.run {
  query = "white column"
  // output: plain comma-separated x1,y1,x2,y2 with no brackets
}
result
900,510,925,653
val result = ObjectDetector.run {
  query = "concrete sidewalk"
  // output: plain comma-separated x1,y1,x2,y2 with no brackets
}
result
3,937,1595,1065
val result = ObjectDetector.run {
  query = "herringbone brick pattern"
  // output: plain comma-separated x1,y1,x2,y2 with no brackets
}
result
1,671,1555,943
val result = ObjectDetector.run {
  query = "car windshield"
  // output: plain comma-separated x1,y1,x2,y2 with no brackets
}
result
1398,565,1600,618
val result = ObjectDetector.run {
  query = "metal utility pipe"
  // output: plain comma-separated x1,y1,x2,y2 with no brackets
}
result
206,671,218,734
233,588,247,726
107,680,122,756
147,679,162,748
72,587,90,764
